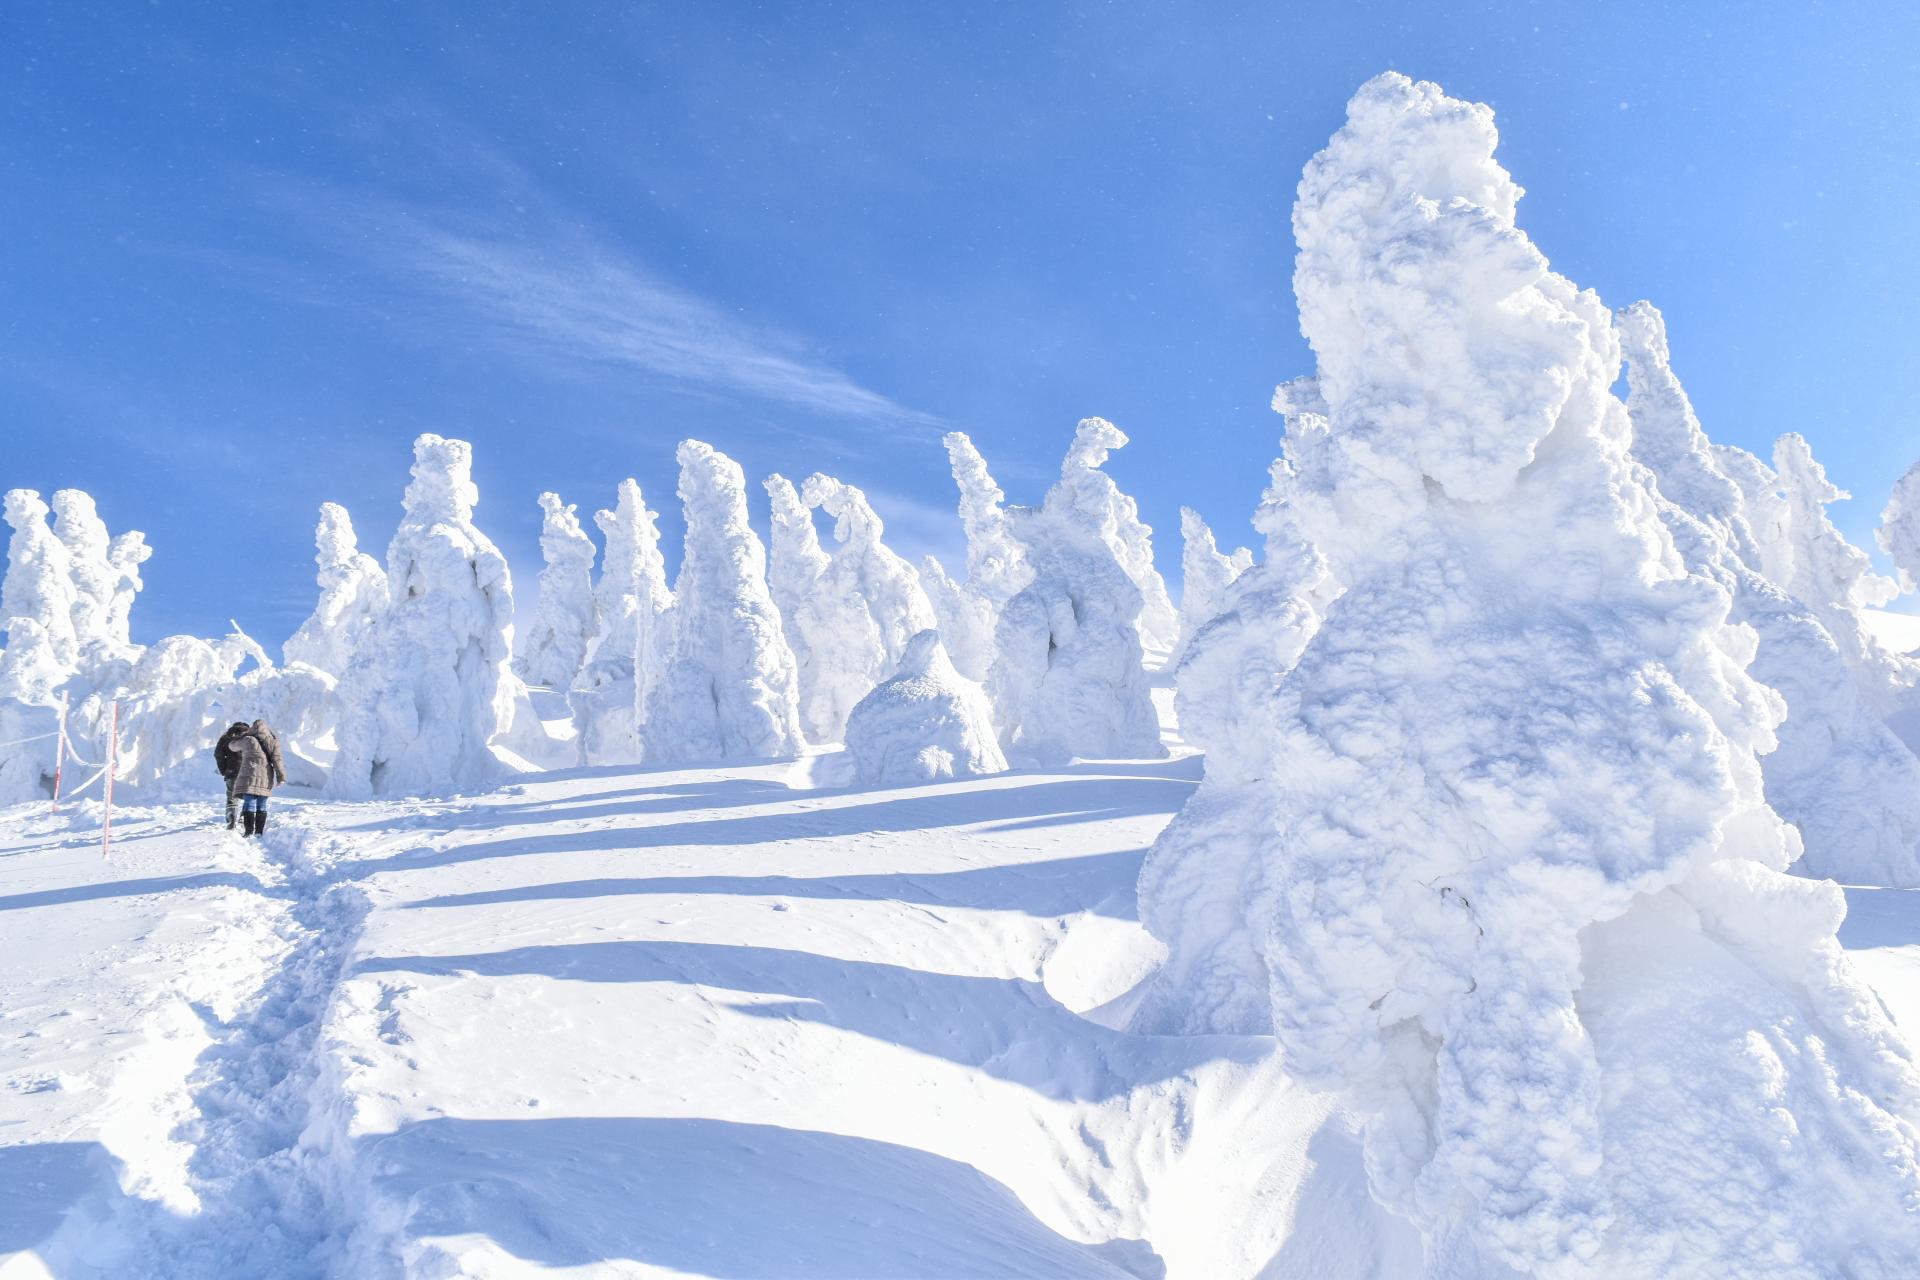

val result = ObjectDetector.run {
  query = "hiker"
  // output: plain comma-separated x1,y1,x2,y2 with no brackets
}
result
213,721,249,829
228,718,286,837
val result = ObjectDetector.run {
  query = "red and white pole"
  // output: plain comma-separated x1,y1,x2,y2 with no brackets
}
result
101,699,119,860
50,691,69,811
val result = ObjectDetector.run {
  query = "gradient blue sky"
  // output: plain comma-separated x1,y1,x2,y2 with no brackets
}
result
5,2,1917,644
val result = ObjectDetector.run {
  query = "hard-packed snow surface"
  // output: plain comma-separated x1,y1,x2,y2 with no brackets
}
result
1138,72,1920,1276
641,441,804,764
333,435,520,798
843,629,1008,784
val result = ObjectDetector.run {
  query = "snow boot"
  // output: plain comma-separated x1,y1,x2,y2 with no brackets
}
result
254,811,268,836
242,811,258,837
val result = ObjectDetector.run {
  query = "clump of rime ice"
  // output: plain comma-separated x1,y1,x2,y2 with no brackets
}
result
1172,507,1251,666
921,432,1032,683
1136,73,1920,1276
570,479,671,765
792,473,938,743
844,629,1006,785
1056,418,1179,657
641,441,803,763
284,503,390,679
1,490,79,667
514,492,598,691
333,434,519,796
988,423,1163,765
1616,302,1920,886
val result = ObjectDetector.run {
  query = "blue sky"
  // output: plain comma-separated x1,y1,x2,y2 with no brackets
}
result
5,2,1917,644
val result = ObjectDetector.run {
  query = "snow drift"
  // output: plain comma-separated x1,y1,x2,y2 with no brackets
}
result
1136,72,1920,1277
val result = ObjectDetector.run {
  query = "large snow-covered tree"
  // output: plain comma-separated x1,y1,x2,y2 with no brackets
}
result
333,434,519,796
642,441,803,763
1136,73,1920,1275
1057,419,1179,657
920,431,1030,684
1172,507,1251,667
988,423,1164,764
1883,460,1920,592
571,479,672,765
514,491,598,691
284,502,390,680
844,629,1006,785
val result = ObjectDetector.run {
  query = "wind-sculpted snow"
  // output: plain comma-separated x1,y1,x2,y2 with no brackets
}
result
1136,72,1920,1277
284,503,389,680
2,489,80,667
514,492,598,691
333,434,520,796
790,473,938,743
989,422,1163,766
1617,302,1920,887
844,629,1007,784
642,440,803,763
1172,508,1251,666
923,432,1030,682
763,472,845,744
1058,418,1179,656
571,479,671,766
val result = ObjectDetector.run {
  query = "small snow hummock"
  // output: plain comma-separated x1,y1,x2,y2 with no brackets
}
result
284,502,390,680
988,421,1164,766
333,434,520,797
641,440,804,763
513,492,597,692
1135,72,1920,1276
844,629,1007,785
570,479,672,766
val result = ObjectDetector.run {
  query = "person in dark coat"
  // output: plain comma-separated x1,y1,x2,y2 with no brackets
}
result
214,722,249,829
229,718,286,837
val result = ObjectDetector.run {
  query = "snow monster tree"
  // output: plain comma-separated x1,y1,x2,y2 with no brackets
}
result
1136,73,1920,1275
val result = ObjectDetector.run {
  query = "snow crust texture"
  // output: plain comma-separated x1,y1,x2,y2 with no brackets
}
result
844,629,1008,784
641,440,804,763
1137,71,1920,1278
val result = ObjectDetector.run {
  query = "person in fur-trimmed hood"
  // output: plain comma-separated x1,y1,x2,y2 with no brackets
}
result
229,719,286,837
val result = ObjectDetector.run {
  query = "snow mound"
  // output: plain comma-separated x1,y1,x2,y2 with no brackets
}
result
642,440,804,763
844,629,1008,785
1136,71,1920,1276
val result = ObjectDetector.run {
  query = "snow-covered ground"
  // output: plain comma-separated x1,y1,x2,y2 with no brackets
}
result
0,706,1436,1278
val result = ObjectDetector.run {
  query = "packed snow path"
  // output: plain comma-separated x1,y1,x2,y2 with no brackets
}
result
2,736,1428,1278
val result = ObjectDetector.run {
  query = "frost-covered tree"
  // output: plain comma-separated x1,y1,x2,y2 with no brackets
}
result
788,473,938,743
284,502,389,680
762,473,841,743
1057,419,1179,656
52,490,123,655
988,426,1163,765
1172,507,1251,665
571,479,672,765
1881,460,1920,592
642,441,803,762
1616,301,1920,887
921,432,1031,683
1136,73,1920,1275
333,434,519,796
514,492,597,691
845,630,1006,785
1,489,79,667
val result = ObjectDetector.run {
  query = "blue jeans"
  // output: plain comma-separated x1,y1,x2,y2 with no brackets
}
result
241,795,267,814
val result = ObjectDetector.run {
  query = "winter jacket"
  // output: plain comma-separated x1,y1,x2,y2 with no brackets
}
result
229,720,286,797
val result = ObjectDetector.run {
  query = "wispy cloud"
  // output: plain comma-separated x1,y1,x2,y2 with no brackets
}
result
227,149,940,436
